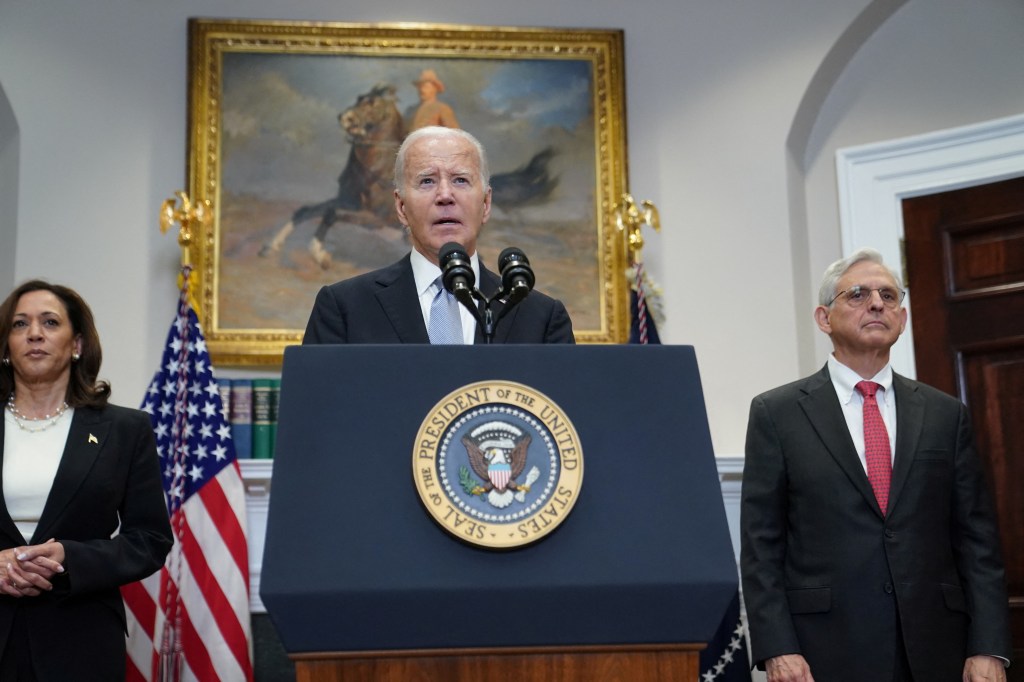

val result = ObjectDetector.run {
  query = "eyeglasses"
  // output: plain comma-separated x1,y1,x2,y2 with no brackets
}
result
828,285,905,309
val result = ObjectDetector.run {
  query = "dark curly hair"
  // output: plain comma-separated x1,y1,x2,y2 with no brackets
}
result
0,280,110,408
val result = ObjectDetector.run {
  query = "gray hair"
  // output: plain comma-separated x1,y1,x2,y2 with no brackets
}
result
393,126,490,196
818,247,903,306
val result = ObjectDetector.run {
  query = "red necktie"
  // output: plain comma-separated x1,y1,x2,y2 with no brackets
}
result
856,381,892,516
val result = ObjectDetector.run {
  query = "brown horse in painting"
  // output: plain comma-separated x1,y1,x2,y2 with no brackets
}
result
260,83,405,268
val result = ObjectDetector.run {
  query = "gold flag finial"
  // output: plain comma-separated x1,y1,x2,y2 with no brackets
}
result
614,193,660,264
159,190,210,267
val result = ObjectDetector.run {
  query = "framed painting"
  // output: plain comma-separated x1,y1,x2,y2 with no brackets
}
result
186,18,630,364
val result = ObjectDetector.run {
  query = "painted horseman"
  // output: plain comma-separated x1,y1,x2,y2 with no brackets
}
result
260,83,406,268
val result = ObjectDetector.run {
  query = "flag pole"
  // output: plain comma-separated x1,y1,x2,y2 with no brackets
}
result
125,190,251,680
160,191,210,306
159,190,210,266
615,194,661,344
157,190,209,682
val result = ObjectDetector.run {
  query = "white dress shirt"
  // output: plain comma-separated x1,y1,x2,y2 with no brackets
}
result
827,354,897,472
3,408,74,542
410,248,479,345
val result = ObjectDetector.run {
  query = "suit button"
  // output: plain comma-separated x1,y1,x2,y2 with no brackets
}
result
884,583,894,594
885,529,895,539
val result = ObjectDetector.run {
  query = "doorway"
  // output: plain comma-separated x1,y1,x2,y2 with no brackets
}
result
902,176,1024,672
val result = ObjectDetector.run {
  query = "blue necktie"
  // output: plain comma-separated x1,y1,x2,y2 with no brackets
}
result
428,276,463,344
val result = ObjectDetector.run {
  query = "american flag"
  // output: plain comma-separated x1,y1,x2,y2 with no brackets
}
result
628,261,662,345
699,590,752,682
122,271,253,681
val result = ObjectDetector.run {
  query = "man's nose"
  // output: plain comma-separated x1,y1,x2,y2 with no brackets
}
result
434,178,455,202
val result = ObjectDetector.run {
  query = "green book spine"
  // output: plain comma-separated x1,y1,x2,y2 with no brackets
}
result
251,378,274,460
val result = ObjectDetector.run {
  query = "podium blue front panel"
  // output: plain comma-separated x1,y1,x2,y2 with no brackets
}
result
261,345,736,652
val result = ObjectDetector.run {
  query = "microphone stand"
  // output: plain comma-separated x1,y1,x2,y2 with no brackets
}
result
440,240,532,344
453,285,527,345
481,303,495,344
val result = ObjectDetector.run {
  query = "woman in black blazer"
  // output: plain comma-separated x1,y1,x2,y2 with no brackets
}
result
0,280,172,681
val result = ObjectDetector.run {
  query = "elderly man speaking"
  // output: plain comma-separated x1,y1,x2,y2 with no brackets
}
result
303,126,574,346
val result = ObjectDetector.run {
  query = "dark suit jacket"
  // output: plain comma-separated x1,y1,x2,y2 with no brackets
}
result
740,365,1011,681
303,254,575,344
0,404,173,681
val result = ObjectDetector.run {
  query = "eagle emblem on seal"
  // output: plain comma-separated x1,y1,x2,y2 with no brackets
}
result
459,421,541,509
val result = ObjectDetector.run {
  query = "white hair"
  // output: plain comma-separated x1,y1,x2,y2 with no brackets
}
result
393,126,490,196
818,247,903,306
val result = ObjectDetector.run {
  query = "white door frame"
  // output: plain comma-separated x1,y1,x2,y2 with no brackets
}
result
835,113,1024,379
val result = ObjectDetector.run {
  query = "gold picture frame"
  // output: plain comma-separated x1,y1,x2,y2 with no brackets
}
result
186,18,630,365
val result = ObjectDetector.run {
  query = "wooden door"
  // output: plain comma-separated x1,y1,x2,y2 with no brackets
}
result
902,175,1024,674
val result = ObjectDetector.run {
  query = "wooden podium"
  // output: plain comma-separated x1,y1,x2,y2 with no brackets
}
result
292,643,703,681
262,345,735,682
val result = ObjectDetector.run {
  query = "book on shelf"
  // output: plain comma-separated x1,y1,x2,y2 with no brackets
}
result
229,378,253,459
217,377,232,424
252,378,275,460
269,378,281,459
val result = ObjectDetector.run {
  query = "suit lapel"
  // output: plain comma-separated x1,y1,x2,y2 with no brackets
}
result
33,407,109,543
798,366,883,517
375,256,430,343
888,373,923,518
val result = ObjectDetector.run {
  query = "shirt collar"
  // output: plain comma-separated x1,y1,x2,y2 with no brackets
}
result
827,353,894,405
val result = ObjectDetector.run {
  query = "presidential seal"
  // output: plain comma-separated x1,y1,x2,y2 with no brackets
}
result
412,380,583,549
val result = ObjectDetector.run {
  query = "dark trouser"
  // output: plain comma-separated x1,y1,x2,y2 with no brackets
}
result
0,607,38,682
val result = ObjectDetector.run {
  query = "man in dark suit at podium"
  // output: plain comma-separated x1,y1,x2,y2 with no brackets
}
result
740,248,1011,682
303,126,574,345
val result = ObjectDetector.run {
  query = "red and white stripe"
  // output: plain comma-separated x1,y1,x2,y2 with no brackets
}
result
123,463,252,681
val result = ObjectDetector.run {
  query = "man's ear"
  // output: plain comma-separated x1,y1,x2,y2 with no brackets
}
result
481,187,492,224
813,306,832,335
394,189,409,227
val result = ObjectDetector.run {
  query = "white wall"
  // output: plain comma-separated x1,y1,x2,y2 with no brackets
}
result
1,0,1023,460
0,83,17,294
800,0,1024,370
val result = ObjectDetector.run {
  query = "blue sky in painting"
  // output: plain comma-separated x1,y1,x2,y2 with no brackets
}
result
478,60,592,131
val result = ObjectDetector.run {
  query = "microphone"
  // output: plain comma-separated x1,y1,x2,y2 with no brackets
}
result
439,242,475,295
497,247,535,303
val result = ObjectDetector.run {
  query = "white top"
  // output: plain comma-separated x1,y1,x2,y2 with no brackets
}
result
3,407,74,543
827,354,897,472
410,248,480,344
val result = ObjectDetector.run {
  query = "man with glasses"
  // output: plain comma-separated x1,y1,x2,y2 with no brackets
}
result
740,248,1011,682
